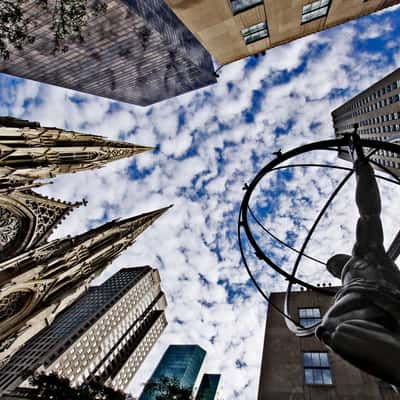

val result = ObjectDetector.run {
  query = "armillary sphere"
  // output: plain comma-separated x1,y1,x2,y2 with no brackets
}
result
238,136,400,337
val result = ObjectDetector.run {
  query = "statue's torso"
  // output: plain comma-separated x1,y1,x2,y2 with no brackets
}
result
341,254,400,309
343,257,399,285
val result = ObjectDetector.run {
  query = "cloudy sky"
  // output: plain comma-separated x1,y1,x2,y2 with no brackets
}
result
1,5,400,399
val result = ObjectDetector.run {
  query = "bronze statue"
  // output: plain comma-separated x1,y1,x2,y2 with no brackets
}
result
316,139,400,387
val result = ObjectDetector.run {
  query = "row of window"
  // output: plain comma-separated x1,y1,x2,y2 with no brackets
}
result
358,123,400,136
352,80,400,109
352,93,400,117
299,307,321,328
372,155,400,169
231,0,332,47
340,79,400,116
112,316,166,390
230,0,263,15
302,0,330,24
50,283,160,384
241,22,268,45
304,352,333,385
298,313,336,389
360,111,400,127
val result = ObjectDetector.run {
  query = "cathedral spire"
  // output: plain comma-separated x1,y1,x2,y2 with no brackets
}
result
0,205,171,362
0,116,153,189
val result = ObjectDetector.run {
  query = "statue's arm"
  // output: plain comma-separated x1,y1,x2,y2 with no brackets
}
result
352,160,385,257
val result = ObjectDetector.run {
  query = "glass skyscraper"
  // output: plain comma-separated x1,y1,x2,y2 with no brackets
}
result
139,345,206,400
195,374,222,400
0,0,217,106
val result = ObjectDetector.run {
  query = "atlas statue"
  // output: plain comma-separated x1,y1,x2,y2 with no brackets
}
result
316,135,400,387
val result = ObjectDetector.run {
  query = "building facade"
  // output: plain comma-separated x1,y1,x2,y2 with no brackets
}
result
0,1,216,106
332,68,400,176
0,267,168,395
139,345,207,400
258,289,399,399
195,374,222,400
164,0,400,66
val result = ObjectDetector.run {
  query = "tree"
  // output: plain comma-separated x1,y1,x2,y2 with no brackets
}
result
28,373,126,400
0,0,107,59
143,376,193,400
0,1,34,60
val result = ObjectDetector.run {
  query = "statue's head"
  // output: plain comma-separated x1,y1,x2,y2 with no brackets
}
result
326,254,351,279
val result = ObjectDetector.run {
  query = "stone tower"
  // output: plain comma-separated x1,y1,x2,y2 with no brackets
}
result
0,206,171,364
0,116,152,190
0,115,152,261
0,115,167,365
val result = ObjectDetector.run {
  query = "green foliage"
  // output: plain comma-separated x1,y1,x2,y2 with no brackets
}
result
29,373,126,400
0,0,107,59
0,1,34,60
144,376,193,400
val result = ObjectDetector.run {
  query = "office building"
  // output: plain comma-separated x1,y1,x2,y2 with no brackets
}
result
332,68,400,176
0,206,170,365
258,289,399,399
196,374,222,400
139,345,207,400
0,1,216,106
0,267,167,396
165,0,400,65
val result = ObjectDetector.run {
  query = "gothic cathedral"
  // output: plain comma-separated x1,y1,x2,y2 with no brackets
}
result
0,117,170,363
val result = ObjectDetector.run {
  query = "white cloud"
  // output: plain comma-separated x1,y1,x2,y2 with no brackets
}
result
2,6,400,399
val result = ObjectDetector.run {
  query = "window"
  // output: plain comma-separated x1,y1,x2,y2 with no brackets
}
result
302,0,331,23
230,0,264,14
241,22,268,44
303,352,332,385
298,308,321,327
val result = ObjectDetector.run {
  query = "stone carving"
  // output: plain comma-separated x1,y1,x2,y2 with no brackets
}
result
0,208,21,249
0,291,32,323
0,118,151,190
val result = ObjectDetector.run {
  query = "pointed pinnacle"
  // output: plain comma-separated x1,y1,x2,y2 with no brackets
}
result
76,198,88,207
133,144,155,154
120,204,173,227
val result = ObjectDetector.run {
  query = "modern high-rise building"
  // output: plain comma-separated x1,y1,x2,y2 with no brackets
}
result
164,0,400,66
332,68,400,176
258,289,399,399
195,374,222,400
139,345,207,400
0,267,167,396
0,1,217,106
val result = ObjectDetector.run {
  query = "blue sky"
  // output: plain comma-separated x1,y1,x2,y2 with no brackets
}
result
1,5,400,399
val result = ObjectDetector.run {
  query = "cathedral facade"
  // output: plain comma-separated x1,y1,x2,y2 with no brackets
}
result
0,117,169,365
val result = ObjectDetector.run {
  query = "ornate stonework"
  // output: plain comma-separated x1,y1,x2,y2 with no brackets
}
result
0,291,32,324
0,116,152,190
0,115,163,367
0,206,171,363
0,208,21,249
0,191,81,262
